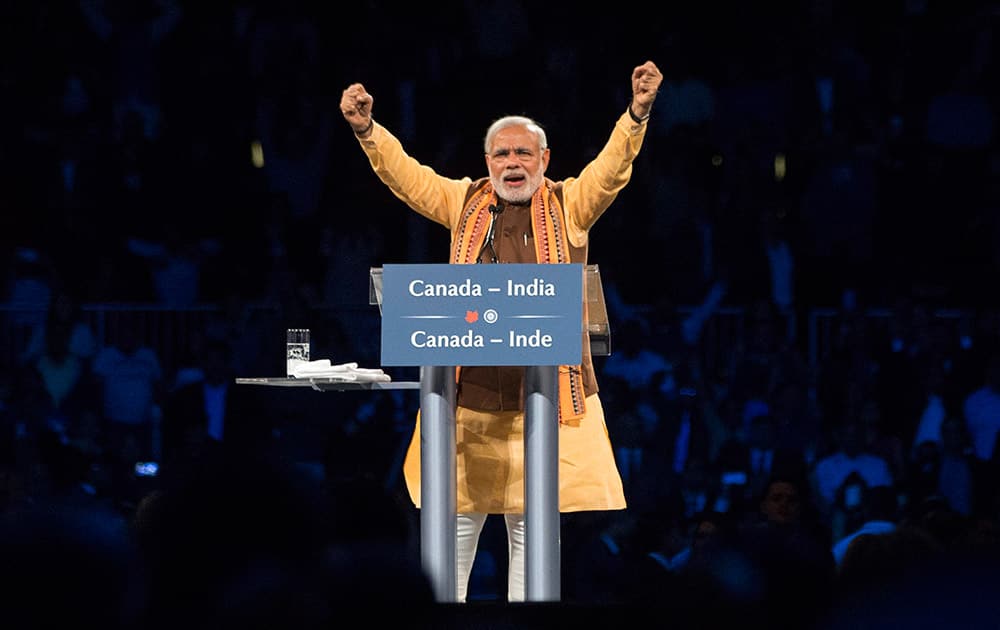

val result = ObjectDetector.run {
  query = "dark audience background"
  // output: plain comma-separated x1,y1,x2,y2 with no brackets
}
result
3,1,1000,627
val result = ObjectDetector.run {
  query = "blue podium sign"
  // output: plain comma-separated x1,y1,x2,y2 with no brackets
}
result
380,263,584,367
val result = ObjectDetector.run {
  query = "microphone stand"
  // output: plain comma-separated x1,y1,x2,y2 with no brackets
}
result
476,202,504,263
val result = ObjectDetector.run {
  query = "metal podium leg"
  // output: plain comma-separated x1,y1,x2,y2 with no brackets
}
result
524,364,560,602
419,365,457,603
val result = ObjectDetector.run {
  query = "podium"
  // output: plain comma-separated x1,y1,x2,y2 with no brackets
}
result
239,264,610,603
371,263,611,603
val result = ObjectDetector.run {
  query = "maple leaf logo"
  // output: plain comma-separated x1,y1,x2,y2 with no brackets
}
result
465,310,479,324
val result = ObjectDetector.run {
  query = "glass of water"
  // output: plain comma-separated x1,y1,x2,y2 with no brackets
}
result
286,328,310,376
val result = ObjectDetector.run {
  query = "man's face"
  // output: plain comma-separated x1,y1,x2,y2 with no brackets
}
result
486,125,549,204
761,481,801,525
692,520,718,549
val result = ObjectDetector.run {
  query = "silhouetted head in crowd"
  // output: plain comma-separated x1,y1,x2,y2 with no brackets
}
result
689,509,737,557
133,449,432,629
0,500,147,628
132,450,332,628
836,524,942,596
823,545,1000,630
865,484,900,523
904,495,969,549
711,472,837,628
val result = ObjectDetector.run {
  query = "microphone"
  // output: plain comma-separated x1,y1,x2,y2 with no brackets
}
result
477,202,505,263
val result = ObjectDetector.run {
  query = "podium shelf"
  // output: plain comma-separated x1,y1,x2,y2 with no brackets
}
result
235,377,420,392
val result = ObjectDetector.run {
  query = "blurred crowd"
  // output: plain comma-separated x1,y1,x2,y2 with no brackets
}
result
3,1,1000,627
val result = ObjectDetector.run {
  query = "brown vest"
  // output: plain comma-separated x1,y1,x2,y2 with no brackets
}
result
450,178,598,421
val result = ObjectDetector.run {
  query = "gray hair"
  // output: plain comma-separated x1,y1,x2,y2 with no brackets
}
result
483,115,548,153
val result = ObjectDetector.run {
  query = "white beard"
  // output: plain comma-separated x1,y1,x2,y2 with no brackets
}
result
491,169,544,204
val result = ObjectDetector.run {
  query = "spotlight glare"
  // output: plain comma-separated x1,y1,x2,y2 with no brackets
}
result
774,153,786,181
251,140,264,168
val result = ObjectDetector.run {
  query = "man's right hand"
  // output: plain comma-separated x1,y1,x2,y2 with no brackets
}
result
340,83,374,137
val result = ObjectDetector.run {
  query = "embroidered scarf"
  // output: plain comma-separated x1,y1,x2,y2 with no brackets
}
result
451,182,587,422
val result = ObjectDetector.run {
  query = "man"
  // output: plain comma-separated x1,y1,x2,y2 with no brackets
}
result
811,420,895,518
340,60,663,602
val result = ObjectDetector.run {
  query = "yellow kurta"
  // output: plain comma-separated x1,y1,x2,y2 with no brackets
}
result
403,394,626,513
356,111,648,513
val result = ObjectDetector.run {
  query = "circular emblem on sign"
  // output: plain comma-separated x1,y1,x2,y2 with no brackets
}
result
483,309,499,324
